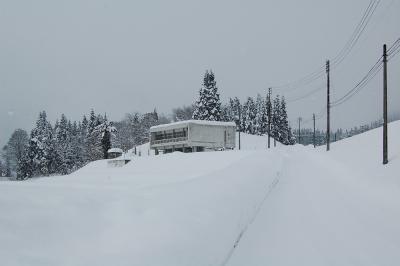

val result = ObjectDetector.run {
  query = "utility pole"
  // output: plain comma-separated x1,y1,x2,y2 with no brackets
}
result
383,44,388,165
298,117,302,144
326,60,331,151
267,88,272,149
313,113,316,148
238,103,241,150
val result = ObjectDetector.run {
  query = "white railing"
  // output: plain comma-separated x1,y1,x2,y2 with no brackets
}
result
151,136,188,145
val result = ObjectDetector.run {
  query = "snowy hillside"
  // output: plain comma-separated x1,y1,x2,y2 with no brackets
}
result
1,123,399,266
228,121,400,266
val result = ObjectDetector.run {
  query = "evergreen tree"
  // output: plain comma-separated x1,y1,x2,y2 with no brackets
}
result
81,115,89,163
0,156,11,177
87,110,103,161
93,115,117,159
278,97,290,144
266,93,273,137
17,146,33,179
172,105,194,121
229,97,242,131
242,97,257,134
287,126,296,145
255,94,268,135
54,114,75,174
70,121,85,171
220,103,232,122
192,70,221,121
27,111,55,177
0,160,4,177
271,95,281,141
2,129,29,177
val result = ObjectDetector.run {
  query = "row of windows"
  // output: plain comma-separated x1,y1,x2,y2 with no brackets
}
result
154,129,187,141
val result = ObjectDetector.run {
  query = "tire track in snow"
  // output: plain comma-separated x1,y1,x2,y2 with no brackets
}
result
219,158,284,266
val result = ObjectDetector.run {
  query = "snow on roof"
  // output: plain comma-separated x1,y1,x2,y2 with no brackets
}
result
108,148,123,153
150,120,236,132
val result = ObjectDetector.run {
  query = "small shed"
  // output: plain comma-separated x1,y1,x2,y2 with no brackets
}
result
107,148,123,159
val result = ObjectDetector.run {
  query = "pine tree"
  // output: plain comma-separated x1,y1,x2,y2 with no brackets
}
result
0,160,4,177
192,70,222,121
220,103,232,122
255,94,268,135
2,129,29,177
88,109,98,136
70,121,85,171
17,144,33,179
54,114,76,174
27,111,55,177
81,115,89,163
172,105,195,122
266,93,272,137
229,97,241,131
278,97,289,144
93,115,117,159
86,110,103,161
271,96,281,141
242,97,257,134
287,126,296,145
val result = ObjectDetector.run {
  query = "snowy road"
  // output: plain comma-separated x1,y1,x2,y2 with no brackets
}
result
1,124,400,266
228,126,400,266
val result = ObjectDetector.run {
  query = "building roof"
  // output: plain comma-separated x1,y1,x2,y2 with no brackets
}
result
150,120,236,132
108,148,123,154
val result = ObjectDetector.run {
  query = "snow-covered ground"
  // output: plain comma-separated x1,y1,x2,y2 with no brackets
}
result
228,122,400,266
0,123,399,266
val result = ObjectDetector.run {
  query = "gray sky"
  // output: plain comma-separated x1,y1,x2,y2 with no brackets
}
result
1,0,399,147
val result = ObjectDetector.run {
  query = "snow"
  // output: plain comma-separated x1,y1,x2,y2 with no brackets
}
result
228,121,400,266
107,147,123,153
1,122,400,266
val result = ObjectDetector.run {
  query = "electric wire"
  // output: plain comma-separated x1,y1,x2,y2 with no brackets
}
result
271,0,380,92
331,36,400,108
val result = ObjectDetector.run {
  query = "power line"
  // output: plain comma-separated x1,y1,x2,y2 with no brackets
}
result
272,0,380,91
331,58,383,107
331,36,400,108
387,37,400,54
331,0,380,67
388,37,400,60
286,84,325,103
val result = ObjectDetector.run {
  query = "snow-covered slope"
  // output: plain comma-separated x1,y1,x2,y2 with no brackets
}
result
228,121,400,266
0,122,399,266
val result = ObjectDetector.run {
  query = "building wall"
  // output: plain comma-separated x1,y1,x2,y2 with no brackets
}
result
188,124,235,149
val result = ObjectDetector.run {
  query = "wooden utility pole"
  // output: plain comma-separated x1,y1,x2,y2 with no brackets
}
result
298,117,302,144
238,103,241,150
313,113,316,148
326,60,331,151
267,88,272,149
383,44,388,165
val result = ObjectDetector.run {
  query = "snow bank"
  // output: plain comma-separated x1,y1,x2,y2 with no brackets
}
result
1,123,399,266
228,121,400,266
0,144,285,266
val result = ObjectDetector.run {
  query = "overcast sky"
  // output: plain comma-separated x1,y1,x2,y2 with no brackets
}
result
1,0,399,147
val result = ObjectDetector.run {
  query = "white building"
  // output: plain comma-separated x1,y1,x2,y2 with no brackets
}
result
150,120,236,154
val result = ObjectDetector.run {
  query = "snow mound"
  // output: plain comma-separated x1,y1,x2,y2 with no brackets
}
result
1,122,399,266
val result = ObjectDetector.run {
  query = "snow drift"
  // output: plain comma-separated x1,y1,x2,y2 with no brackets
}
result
0,124,399,266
